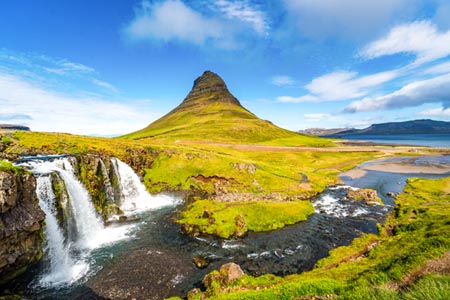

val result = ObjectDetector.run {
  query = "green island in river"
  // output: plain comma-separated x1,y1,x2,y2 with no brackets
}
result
1,71,450,300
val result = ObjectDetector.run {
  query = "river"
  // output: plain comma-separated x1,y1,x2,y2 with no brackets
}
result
5,155,450,300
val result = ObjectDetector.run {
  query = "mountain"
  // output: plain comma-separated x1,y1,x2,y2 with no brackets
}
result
123,71,328,146
299,128,352,136
0,124,30,131
328,119,450,137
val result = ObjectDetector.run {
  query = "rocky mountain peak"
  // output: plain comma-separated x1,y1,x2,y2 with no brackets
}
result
179,71,241,109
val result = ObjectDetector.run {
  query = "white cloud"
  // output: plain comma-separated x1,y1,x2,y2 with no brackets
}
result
282,0,411,40
214,0,268,35
124,0,232,47
92,79,118,93
425,61,450,75
303,113,332,121
360,21,450,66
271,75,295,86
420,107,450,117
0,72,159,136
277,70,397,103
344,73,450,113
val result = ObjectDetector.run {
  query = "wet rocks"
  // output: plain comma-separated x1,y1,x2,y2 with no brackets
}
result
193,256,209,269
347,188,383,206
0,170,45,283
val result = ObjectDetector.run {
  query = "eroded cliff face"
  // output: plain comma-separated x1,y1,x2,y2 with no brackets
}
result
0,171,45,283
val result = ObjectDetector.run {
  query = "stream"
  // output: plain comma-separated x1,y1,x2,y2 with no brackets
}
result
5,155,450,300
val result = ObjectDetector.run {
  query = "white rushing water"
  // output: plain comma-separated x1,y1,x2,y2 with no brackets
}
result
36,176,89,286
17,156,180,288
111,157,178,214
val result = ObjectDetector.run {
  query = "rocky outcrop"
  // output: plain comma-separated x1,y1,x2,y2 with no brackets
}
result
188,263,245,299
0,170,44,283
346,188,384,206
178,71,242,111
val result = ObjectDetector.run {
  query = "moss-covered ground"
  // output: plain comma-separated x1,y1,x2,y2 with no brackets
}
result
191,176,450,299
178,199,314,238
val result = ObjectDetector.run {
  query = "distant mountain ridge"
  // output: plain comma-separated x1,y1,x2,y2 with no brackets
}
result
327,119,450,137
299,128,352,136
0,124,30,131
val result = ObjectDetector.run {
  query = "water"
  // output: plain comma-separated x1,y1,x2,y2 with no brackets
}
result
111,157,177,215
338,133,450,148
13,156,180,295
36,176,88,286
7,155,450,299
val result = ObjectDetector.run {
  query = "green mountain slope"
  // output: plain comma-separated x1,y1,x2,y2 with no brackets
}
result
123,71,331,146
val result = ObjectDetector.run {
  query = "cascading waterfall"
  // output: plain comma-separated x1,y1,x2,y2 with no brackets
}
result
111,157,178,214
16,155,180,288
35,176,88,286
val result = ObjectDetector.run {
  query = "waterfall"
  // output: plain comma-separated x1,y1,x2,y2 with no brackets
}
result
111,157,178,214
15,155,179,287
35,176,88,286
18,157,133,287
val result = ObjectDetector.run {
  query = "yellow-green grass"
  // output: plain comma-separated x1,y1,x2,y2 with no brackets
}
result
4,131,380,199
122,100,332,147
188,176,450,299
142,141,379,197
0,160,26,174
177,199,314,238
9,131,146,158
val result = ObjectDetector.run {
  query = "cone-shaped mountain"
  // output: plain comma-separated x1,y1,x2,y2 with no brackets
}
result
123,71,328,146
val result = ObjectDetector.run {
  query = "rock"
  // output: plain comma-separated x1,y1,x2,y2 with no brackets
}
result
387,192,395,197
0,170,45,283
202,209,213,218
234,214,247,237
220,263,244,284
193,256,209,269
347,188,383,206
187,288,202,300
202,263,244,292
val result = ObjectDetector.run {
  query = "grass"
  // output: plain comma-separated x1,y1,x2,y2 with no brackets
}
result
189,176,450,299
0,160,26,174
177,199,314,238
122,97,332,147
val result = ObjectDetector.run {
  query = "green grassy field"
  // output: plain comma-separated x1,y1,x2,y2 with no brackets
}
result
189,176,450,300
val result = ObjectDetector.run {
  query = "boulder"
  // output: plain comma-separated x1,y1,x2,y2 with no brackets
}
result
347,188,383,206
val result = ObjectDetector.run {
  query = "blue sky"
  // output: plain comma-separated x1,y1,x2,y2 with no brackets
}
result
1,0,450,136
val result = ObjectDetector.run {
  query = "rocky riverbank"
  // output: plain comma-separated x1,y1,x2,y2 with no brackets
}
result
0,168,45,284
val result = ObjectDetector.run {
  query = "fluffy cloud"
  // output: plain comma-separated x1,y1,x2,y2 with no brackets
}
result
344,73,450,113
213,0,268,35
360,21,450,66
0,72,159,136
277,70,396,103
124,0,224,45
282,0,411,40
271,75,295,86
123,0,266,48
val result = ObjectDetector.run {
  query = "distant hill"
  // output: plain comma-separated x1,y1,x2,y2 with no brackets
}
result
299,128,352,136
123,71,330,146
0,124,30,131
328,119,450,137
